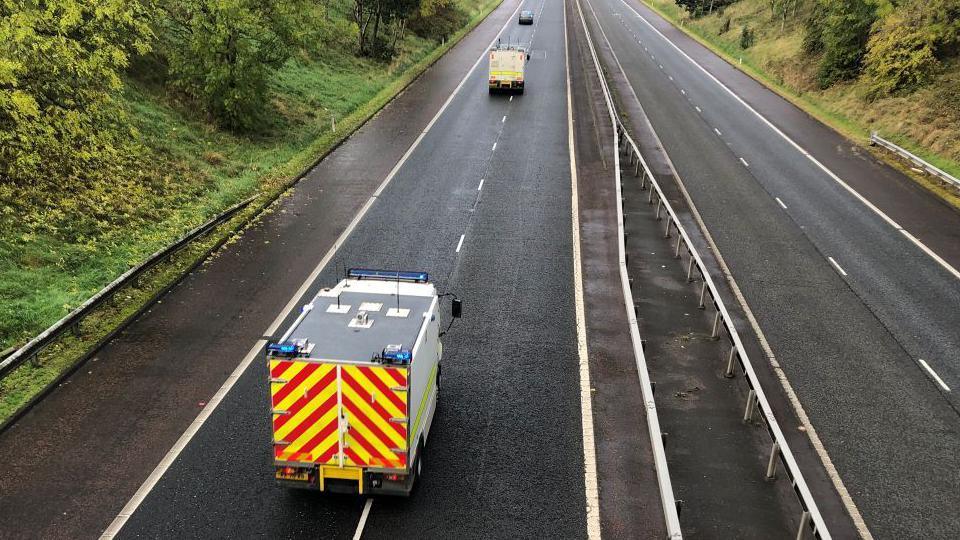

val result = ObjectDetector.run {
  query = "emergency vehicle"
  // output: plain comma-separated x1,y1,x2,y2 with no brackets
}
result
488,42,529,93
268,269,460,496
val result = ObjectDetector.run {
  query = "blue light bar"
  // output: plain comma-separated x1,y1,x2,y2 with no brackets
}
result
348,268,429,283
267,341,300,356
381,344,412,364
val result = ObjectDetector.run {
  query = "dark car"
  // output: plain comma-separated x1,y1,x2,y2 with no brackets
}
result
519,10,534,24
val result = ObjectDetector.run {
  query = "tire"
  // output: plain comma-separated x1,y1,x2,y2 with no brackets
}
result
436,365,442,400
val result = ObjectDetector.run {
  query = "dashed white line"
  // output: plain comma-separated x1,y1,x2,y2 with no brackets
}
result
695,105,701,113
455,234,465,253
919,360,951,392
658,64,663,69
353,498,373,540
739,157,749,167
828,256,848,276
491,142,497,152
502,115,507,123
668,75,673,81
714,127,722,136
509,95,514,102
618,0,960,288
477,178,485,190
680,89,685,95
776,197,787,209
98,1,527,536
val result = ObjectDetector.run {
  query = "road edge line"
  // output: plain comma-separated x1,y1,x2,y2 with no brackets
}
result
566,1,602,537
98,3,525,537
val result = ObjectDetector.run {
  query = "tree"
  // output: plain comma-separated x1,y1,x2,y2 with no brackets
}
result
864,7,938,96
0,0,153,187
353,0,420,56
157,0,308,131
814,0,877,88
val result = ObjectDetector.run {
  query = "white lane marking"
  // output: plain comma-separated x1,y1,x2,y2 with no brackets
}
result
477,178,485,190
510,95,514,102
618,0,960,286
828,256,848,276
502,115,507,123
919,360,951,392
658,63,663,69
695,105,701,113
492,142,498,152
776,197,787,209
455,234,465,253
565,3,601,538
901,230,960,281
739,157,749,167
680,88,685,95
353,499,373,540
714,127,722,136
582,1,860,536
99,2,526,537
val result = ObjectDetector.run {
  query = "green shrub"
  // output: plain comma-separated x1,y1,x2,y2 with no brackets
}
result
865,12,939,97
740,25,755,49
720,17,731,35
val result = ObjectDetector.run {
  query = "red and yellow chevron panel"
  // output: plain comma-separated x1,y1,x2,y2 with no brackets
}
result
270,360,409,469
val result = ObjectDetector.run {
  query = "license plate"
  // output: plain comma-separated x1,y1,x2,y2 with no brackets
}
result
276,469,310,481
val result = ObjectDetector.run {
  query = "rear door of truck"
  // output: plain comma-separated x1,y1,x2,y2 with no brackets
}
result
271,360,410,473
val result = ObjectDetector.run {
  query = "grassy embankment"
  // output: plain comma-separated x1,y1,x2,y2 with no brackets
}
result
0,0,502,423
639,0,960,208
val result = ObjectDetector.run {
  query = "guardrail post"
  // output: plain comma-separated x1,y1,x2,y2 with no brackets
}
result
698,282,707,309
766,441,780,480
686,256,695,282
795,511,811,540
743,389,757,423
710,311,722,338
663,216,672,238
655,198,662,220
674,235,682,258
634,159,641,177
648,186,655,204
724,347,737,378
640,171,647,190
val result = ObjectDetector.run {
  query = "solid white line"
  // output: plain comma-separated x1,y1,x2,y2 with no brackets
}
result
492,142,497,151
828,256,848,276
477,178,485,190
919,360,951,392
455,234,465,253
739,157,749,167
353,499,374,540
776,197,787,209
618,0,960,285
99,3,525,537
714,127,722,136
695,105,701,113
900,230,960,281
502,115,507,123
565,3,601,537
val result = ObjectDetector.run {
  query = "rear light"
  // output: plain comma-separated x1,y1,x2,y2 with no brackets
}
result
386,473,405,482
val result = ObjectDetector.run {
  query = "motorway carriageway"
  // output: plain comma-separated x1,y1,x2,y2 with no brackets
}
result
111,0,585,538
580,0,960,537
0,0,615,539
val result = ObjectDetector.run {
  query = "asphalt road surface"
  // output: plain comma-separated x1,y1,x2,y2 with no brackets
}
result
0,1,596,538
581,0,960,537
